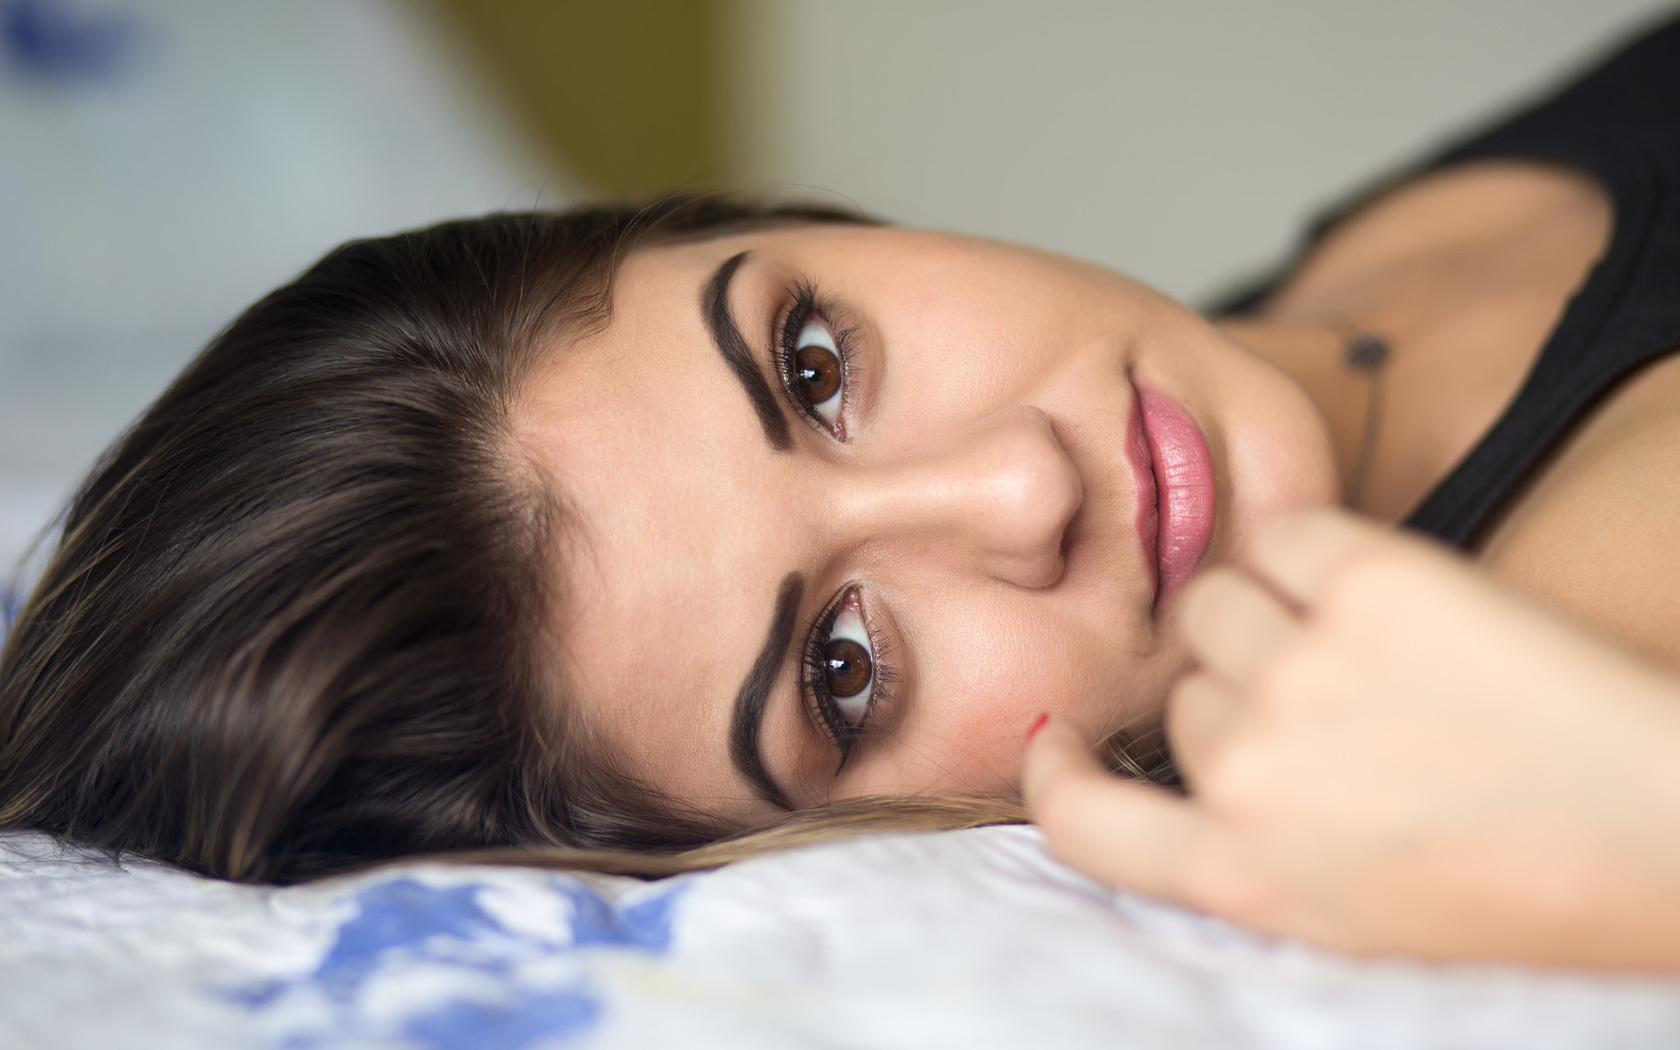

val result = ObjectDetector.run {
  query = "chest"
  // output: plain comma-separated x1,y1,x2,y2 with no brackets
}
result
1267,158,1680,664
1262,159,1616,523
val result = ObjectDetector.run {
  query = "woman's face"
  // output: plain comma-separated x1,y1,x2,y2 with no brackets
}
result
514,223,1335,825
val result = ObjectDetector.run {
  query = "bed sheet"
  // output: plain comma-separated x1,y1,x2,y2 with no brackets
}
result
2,825,1678,1050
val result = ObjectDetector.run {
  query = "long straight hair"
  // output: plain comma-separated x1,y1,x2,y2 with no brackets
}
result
4,196,1008,884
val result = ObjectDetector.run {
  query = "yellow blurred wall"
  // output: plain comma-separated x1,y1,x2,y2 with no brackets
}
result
421,0,722,197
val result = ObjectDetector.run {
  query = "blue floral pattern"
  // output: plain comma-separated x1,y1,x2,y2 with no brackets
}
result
227,875,685,1049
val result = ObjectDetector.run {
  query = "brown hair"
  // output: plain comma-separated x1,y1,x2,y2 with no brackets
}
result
0,195,1030,885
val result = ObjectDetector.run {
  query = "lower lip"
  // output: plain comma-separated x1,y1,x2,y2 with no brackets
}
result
1129,381,1216,607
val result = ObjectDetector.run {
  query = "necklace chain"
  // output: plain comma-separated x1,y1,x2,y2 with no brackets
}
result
1341,329,1390,509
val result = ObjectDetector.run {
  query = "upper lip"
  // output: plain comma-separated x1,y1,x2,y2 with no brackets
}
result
1122,375,1161,605
1134,380,1217,608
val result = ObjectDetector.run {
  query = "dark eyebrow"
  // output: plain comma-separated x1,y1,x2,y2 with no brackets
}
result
704,251,792,451
730,572,802,810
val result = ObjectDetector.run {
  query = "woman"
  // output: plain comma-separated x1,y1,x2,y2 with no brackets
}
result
2,15,1678,966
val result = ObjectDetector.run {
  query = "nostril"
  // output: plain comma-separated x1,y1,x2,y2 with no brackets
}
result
977,407,1083,586
1002,548,1066,590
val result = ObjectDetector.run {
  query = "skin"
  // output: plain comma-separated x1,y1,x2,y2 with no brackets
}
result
1024,509,1680,970
512,223,1335,827
1022,162,1680,970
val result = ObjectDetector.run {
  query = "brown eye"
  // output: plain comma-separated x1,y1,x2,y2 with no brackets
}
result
796,344,841,405
823,637,872,698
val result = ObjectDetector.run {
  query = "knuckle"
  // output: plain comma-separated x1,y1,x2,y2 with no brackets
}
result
1194,734,1284,811
1167,669,1222,723
1316,546,1413,621
1248,636,1330,710
1174,568,1244,639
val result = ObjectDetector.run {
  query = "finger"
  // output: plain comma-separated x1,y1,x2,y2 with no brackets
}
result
1175,567,1300,682
1246,506,1400,608
1165,670,1238,779
1023,716,1210,905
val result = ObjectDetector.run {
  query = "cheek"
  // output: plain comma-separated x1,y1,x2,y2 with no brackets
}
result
900,597,1124,788
1205,353,1340,559
865,281,1101,415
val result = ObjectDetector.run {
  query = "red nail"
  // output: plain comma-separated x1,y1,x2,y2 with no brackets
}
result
1025,712,1050,742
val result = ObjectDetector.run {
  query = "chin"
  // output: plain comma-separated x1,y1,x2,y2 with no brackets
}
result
1211,350,1340,565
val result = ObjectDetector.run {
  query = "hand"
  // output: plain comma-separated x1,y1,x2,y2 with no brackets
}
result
1023,507,1680,969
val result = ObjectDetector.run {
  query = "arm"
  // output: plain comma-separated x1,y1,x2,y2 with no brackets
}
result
1024,507,1680,970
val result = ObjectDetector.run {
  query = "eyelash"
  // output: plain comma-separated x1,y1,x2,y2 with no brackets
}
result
774,279,862,439
800,588,897,769
773,280,894,766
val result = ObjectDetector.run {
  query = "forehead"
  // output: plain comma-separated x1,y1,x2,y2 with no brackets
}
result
511,236,799,821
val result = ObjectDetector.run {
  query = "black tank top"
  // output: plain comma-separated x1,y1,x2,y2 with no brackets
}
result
1219,14,1680,547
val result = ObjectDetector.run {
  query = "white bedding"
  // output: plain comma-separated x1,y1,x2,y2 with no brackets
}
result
3,826,1678,1049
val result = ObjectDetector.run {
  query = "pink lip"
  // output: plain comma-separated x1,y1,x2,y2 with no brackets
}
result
1123,385,1161,601
1125,380,1216,608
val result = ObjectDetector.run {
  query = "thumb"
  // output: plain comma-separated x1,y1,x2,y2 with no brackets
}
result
1022,715,1211,903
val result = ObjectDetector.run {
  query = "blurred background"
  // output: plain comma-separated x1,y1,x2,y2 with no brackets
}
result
1,0,1675,584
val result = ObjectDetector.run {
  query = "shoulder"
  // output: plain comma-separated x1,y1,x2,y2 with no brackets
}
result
1261,160,1609,320
1475,348,1680,670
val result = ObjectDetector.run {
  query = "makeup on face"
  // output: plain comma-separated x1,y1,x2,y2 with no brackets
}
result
1135,382,1217,607
517,224,1336,823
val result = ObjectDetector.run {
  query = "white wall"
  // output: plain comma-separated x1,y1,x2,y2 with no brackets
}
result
725,0,1675,304
0,0,569,579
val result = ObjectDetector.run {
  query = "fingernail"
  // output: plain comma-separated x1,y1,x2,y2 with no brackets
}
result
1025,712,1050,742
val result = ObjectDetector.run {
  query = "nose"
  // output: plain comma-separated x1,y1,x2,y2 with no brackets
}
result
834,405,1083,588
